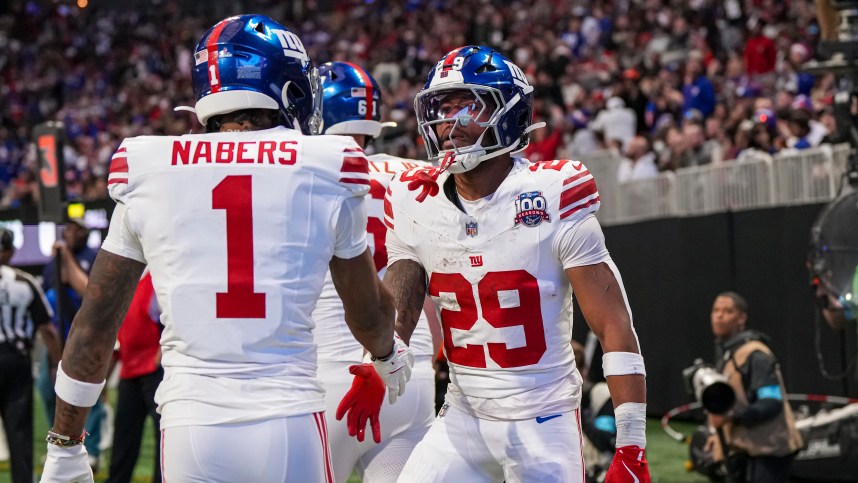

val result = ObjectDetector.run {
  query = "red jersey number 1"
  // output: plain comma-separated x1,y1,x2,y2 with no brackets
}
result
212,175,266,318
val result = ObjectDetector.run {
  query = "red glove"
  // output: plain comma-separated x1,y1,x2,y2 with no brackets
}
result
604,445,650,483
406,170,441,202
335,364,385,443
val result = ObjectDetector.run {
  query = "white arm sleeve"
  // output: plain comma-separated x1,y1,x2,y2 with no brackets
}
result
553,214,610,269
102,202,146,263
333,195,368,259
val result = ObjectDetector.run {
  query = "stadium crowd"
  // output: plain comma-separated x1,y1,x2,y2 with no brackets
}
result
0,0,843,208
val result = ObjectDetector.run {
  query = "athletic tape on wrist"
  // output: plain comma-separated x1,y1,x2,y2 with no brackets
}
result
54,361,106,408
615,402,647,449
602,351,646,377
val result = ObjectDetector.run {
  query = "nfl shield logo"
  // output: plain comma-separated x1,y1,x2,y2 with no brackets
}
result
465,220,478,237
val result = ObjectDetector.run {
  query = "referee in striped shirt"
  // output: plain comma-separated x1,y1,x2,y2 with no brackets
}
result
0,227,61,483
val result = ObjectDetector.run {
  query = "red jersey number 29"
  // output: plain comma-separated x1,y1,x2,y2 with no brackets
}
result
212,175,266,319
428,270,546,368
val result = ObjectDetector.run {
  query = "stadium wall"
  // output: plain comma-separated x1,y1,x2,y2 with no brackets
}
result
588,203,858,415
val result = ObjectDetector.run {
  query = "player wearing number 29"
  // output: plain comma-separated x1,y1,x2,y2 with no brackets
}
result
39,15,412,483
311,61,437,483
385,46,651,482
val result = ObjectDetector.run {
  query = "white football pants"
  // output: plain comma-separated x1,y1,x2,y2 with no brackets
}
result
397,401,585,483
320,356,435,483
161,412,334,483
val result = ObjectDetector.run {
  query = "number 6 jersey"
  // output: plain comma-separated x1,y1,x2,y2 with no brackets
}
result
102,126,370,428
313,153,434,364
386,157,612,421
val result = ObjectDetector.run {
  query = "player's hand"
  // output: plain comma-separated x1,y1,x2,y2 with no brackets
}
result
605,445,650,483
370,336,414,404
406,170,440,202
40,443,95,483
335,363,385,443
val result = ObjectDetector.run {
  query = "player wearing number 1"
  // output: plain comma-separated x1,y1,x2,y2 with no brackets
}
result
384,46,651,482
311,61,437,483
40,15,411,483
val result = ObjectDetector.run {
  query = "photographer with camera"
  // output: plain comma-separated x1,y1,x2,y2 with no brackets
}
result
704,292,803,483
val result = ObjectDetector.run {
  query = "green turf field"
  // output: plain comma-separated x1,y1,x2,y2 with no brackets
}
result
0,391,708,482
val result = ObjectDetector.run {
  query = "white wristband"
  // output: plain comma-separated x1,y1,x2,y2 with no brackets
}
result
615,402,647,448
54,361,106,408
602,351,646,377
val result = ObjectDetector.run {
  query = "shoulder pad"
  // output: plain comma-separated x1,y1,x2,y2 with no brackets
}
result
107,140,131,204
303,134,370,197
527,159,600,223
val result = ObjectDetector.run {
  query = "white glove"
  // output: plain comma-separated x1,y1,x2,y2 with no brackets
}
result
368,335,414,404
41,443,94,483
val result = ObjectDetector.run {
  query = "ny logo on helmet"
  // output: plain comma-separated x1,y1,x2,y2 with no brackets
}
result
503,60,529,89
272,29,308,63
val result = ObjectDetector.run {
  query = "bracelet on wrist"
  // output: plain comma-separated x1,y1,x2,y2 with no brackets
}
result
46,429,87,447
371,342,396,362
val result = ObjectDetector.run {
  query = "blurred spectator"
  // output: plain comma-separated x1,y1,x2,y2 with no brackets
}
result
682,57,716,118
617,135,658,183
0,0,850,205
590,97,636,151
748,123,777,156
786,109,816,150
567,109,601,158
744,18,777,77
777,43,815,97
818,110,841,144
620,69,648,133
683,123,718,167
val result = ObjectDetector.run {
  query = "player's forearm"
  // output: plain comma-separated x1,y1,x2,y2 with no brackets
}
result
332,250,395,357
605,374,646,406
383,259,426,345
344,279,396,357
52,251,144,437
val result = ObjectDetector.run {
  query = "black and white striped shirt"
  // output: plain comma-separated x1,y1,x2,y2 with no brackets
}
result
0,264,53,351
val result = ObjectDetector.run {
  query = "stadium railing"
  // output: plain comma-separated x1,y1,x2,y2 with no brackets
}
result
588,144,851,227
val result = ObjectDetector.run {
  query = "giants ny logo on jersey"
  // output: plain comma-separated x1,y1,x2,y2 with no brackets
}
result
514,191,550,227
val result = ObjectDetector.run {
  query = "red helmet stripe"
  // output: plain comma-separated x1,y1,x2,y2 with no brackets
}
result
206,19,230,94
345,62,374,121
441,47,465,70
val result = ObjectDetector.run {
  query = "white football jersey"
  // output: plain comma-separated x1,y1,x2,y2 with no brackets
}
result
102,126,370,428
386,158,609,420
313,153,434,363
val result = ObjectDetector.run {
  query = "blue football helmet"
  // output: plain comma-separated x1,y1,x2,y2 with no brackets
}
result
414,45,544,173
190,15,321,133
316,61,385,137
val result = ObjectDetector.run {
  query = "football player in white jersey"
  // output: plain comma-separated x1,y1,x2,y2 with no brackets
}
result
311,61,438,483
40,16,412,483
384,46,651,483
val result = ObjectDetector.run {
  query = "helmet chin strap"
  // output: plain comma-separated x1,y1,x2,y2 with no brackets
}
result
445,121,547,174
